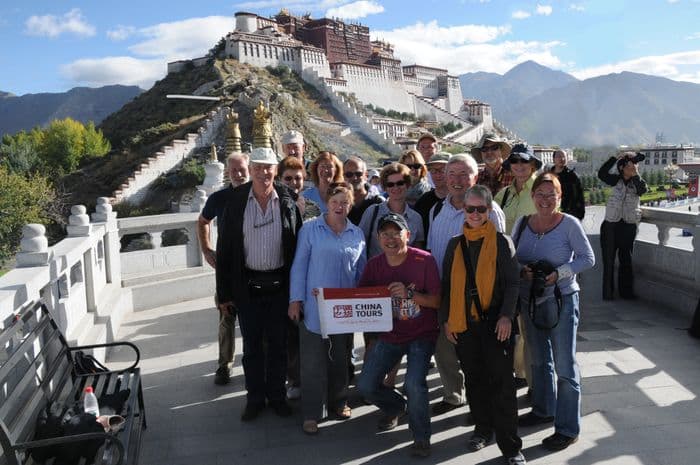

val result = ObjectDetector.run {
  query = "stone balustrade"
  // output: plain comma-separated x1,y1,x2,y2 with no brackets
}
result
634,206,700,316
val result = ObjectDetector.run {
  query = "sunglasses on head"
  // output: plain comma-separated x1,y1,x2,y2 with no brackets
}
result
385,180,407,188
344,171,364,178
481,144,500,152
406,163,423,170
465,205,488,214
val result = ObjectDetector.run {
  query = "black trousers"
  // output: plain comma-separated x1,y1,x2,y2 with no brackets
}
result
237,290,288,405
455,321,521,458
600,220,638,299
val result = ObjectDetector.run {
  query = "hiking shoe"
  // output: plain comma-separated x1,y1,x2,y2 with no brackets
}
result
467,433,491,452
409,440,431,458
542,432,578,451
377,408,405,431
506,452,527,464
214,367,231,385
431,400,462,415
518,412,554,427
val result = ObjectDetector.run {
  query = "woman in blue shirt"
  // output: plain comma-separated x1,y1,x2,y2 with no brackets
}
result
288,183,367,435
512,173,594,452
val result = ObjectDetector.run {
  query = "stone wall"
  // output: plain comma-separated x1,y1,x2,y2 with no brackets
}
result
111,107,227,205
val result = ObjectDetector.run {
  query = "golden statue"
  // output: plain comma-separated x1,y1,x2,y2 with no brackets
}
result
225,109,242,153
210,144,218,162
253,100,273,149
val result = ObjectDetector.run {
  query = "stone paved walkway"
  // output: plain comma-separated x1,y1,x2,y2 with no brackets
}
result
110,259,700,465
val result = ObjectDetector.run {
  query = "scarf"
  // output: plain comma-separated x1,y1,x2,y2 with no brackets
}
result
447,221,497,333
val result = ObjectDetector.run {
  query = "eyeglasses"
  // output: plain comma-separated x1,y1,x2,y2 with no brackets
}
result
465,205,488,214
481,145,500,152
384,180,407,188
344,171,364,178
534,192,558,199
379,231,403,239
283,175,303,182
318,163,334,171
406,163,423,170
508,158,529,164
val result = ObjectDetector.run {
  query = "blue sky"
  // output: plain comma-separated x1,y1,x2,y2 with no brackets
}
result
2,0,700,95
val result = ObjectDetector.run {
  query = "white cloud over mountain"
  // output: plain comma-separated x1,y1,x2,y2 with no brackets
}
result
25,8,95,38
572,50,700,84
325,1,384,19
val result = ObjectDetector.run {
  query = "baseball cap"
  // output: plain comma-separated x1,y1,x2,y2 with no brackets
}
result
249,147,278,165
281,130,304,145
417,133,437,144
427,152,451,165
378,213,409,231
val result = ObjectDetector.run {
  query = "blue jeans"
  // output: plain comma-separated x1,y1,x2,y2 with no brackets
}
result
358,338,435,442
524,292,581,438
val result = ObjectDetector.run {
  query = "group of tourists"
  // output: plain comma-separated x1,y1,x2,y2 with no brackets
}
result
196,129,648,464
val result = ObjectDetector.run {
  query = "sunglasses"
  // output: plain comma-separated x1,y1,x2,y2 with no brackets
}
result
481,145,500,152
344,171,364,178
406,163,423,170
508,157,530,164
283,175,303,182
465,205,488,214
384,180,407,188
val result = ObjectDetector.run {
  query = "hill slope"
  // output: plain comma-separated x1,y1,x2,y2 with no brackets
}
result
0,85,142,137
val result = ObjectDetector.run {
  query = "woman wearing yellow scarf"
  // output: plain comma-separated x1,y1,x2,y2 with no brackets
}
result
439,185,525,465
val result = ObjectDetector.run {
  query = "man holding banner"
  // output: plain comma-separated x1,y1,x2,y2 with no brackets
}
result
357,213,441,458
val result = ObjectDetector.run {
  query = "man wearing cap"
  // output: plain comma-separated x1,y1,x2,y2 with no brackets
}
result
197,152,250,385
345,156,383,225
550,150,585,220
416,133,438,163
473,133,513,196
598,152,648,300
414,152,451,237
427,154,506,415
216,147,302,421
357,213,442,458
281,130,306,161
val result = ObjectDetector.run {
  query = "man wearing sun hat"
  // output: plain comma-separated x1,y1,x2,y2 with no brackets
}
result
281,130,306,162
216,147,302,422
473,133,513,196
416,132,439,163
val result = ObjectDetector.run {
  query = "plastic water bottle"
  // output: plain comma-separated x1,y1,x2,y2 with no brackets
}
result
83,386,100,417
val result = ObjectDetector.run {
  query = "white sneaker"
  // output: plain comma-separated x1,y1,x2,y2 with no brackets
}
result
286,386,301,400
507,452,527,465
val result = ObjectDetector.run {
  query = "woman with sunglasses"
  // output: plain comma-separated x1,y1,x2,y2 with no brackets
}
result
441,184,526,465
288,182,367,435
512,173,594,452
399,150,432,207
359,162,425,258
494,143,541,235
279,156,321,221
304,151,344,213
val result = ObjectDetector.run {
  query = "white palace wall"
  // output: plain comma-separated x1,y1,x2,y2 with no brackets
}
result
329,63,413,114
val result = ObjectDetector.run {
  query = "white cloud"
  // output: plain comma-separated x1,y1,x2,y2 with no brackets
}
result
512,10,531,19
572,50,700,84
25,8,95,38
325,0,384,19
569,3,585,11
107,25,136,41
685,32,700,40
374,21,562,75
235,0,346,10
536,4,553,15
128,16,232,60
61,57,164,89
63,15,234,90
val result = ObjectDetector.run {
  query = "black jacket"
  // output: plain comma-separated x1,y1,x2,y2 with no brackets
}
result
215,181,302,305
550,166,585,220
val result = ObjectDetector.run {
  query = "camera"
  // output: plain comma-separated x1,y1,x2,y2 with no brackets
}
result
529,260,556,297
631,152,646,163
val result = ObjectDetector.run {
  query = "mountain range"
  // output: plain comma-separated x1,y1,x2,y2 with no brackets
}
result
459,61,700,147
0,85,142,137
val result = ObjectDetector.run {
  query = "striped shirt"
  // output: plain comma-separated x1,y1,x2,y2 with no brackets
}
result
427,195,506,277
242,188,284,271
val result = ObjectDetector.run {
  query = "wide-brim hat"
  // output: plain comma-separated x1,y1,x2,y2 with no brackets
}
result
471,133,511,158
368,169,380,178
503,143,542,170
416,132,437,144
282,130,304,145
427,152,451,165
249,147,278,165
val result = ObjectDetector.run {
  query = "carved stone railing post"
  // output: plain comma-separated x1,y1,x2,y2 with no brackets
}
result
657,224,670,246
16,224,53,267
150,231,163,249
67,205,92,237
92,197,121,285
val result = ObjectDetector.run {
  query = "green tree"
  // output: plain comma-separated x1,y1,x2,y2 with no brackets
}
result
573,148,591,163
0,128,44,173
40,118,86,173
0,165,56,263
82,122,111,159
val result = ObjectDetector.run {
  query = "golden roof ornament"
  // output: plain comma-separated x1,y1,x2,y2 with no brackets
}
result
225,109,242,153
253,100,273,149
210,144,218,161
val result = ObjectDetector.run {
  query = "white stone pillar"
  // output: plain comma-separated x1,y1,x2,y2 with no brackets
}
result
16,224,53,267
191,189,208,212
91,197,121,285
198,160,225,195
67,205,92,237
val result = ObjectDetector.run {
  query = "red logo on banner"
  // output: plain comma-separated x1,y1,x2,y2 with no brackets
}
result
690,178,699,197
333,305,353,318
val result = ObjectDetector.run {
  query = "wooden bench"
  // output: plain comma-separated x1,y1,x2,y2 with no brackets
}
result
0,302,146,465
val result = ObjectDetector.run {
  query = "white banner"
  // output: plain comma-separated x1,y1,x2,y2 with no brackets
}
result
317,287,393,338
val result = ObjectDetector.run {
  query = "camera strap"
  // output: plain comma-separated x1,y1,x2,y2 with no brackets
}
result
459,236,486,322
